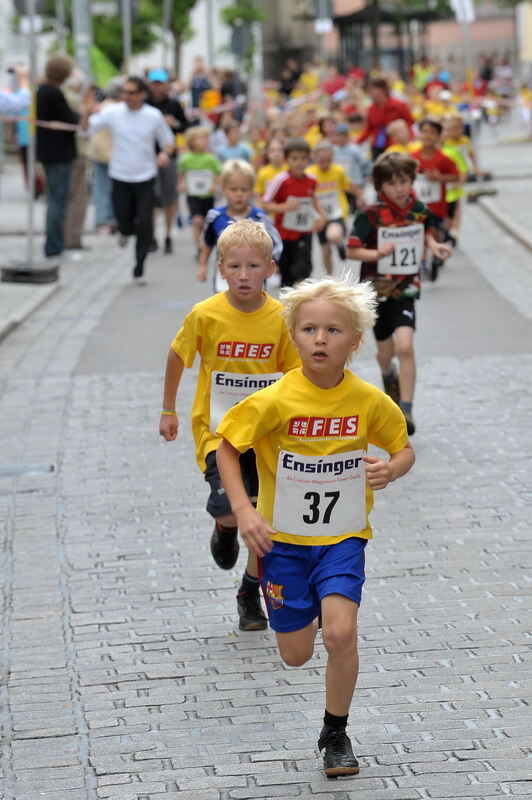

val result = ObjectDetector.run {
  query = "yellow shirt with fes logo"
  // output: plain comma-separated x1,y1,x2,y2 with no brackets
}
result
306,163,351,221
172,292,300,471
217,367,408,545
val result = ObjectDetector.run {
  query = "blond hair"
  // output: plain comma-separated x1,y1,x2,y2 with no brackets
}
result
217,219,273,263
280,274,377,357
221,159,255,188
185,125,210,150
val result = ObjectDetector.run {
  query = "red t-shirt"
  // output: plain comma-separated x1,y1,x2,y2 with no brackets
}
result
262,170,317,241
411,148,458,219
357,98,414,149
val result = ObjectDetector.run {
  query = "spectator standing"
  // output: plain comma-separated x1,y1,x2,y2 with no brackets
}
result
63,69,91,250
86,78,123,232
188,56,211,111
85,76,175,282
147,68,189,254
0,64,31,114
36,53,80,260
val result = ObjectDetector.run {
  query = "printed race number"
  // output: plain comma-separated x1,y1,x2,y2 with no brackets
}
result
273,449,366,537
282,197,314,232
377,223,423,275
302,491,340,524
413,174,441,205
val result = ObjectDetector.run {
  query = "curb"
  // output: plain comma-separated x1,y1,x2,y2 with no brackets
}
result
0,282,60,343
477,196,532,254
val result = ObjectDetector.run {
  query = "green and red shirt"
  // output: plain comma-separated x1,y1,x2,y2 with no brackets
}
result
348,194,431,300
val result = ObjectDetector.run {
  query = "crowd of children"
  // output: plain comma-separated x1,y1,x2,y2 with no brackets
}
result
158,63,501,778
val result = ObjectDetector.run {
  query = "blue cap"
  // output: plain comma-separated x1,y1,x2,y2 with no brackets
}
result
148,68,169,82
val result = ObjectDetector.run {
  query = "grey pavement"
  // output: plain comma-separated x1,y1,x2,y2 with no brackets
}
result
0,125,531,800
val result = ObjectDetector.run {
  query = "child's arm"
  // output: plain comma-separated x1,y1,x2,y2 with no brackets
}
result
159,349,185,441
347,241,395,262
261,197,300,214
216,439,275,557
426,232,451,261
311,195,327,231
363,444,415,490
197,243,213,282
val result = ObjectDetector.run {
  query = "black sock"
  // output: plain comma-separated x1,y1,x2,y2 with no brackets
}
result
216,520,237,535
239,570,260,595
323,710,348,731
383,368,396,382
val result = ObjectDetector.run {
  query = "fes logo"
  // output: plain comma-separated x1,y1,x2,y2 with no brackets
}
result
217,341,274,359
266,580,284,610
288,415,359,437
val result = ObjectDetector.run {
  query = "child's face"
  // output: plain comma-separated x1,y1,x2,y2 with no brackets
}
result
267,142,284,166
419,124,441,150
447,119,463,139
390,121,409,144
223,177,252,214
191,133,209,152
286,150,309,177
315,147,333,170
380,173,413,207
219,245,274,311
227,126,241,144
334,131,349,146
291,299,361,388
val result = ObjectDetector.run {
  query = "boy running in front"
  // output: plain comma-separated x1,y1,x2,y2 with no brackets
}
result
216,275,415,777
160,220,300,631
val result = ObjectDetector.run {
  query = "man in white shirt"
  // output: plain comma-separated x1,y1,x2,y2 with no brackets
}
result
0,65,30,115
86,76,175,281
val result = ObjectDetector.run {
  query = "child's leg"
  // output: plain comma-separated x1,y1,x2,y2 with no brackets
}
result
191,214,203,249
321,594,359,715
321,242,333,276
275,621,318,667
394,326,416,404
375,334,395,376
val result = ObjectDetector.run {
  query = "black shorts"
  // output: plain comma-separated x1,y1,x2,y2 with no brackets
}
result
317,218,346,245
204,448,258,519
278,234,313,287
374,297,416,341
155,160,178,208
187,195,214,219
447,200,460,220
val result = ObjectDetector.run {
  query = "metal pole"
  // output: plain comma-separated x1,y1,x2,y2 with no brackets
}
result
122,0,132,74
72,0,92,79
26,0,36,269
163,0,172,71
56,0,66,50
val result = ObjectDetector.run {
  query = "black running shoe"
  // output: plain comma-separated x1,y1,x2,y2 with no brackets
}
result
318,726,359,777
148,239,158,253
237,591,268,631
133,263,144,279
430,256,444,282
403,410,416,436
383,372,400,406
210,523,239,570
164,236,173,254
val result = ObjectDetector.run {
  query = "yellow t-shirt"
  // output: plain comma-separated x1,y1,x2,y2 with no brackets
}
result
385,141,419,154
217,367,408,546
306,163,351,221
171,292,300,471
255,163,287,198
444,135,474,169
304,125,322,150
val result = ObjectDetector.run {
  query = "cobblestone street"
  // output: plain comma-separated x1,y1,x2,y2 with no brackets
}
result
0,129,531,800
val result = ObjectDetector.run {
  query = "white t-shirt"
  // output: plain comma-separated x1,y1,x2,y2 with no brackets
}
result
88,102,174,182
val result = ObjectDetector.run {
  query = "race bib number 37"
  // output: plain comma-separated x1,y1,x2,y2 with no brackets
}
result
273,449,366,537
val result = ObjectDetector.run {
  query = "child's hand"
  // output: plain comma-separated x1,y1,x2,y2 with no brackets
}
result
426,168,442,181
159,414,178,441
431,242,452,260
157,151,170,168
285,197,300,211
377,242,395,258
314,215,327,232
363,455,393,490
236,507,275,557
197,264,207,282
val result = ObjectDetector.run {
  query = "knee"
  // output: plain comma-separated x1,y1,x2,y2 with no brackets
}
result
323,622,357,656
278,644,314,668
395,340,414,360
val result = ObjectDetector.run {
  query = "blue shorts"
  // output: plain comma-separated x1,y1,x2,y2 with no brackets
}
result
260,537,367,633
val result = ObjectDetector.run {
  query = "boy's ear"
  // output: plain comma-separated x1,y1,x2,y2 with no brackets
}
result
266,259,275,278
217,260,225,276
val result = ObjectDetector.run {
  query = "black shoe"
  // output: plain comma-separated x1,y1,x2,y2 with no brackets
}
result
383,372,400,406
318,726,359,777
164,236,172,254
148,239,158,253
403,410,416,436
337,244,347,261
237,591,267,631
210,522,239,570
430,256,444,282
133,263,144,278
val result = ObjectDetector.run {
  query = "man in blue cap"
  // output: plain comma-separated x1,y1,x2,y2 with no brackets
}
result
147,68,189,254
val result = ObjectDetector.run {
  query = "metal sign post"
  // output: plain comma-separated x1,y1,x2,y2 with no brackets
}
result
26,0,36,270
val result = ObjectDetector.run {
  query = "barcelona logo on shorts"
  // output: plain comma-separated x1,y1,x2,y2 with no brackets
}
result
266,580,284,610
